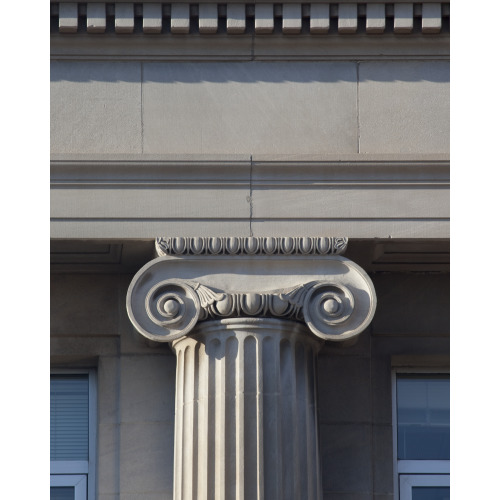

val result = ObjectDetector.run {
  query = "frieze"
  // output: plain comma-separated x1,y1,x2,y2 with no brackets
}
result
155,237,348,257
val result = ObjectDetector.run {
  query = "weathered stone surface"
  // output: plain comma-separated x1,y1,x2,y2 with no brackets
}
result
318,356,371,423
119,421,175,496
142,62,358,155
97,423,120,496
321,423,372,493
370,273,450,336
373,424,394,494
51,62,142,154
359,61,450,154
119,355,176,423
51,274,120,336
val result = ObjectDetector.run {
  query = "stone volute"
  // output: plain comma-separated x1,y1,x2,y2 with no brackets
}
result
127,237,376,500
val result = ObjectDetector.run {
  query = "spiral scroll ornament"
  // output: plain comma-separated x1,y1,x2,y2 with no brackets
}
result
145,280,202,341
303,282,355,340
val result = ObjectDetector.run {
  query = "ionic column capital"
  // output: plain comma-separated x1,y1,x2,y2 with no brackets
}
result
127,251,376,343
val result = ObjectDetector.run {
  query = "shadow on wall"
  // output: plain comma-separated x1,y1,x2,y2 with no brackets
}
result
50,60,450,84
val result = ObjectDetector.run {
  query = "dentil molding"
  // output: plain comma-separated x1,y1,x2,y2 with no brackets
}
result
127,251,376,343
52,2,449,36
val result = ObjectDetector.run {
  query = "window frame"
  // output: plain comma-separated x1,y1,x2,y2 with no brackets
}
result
392,367,450,500
399,474,450,500
50,474,88,500
50,368,97,500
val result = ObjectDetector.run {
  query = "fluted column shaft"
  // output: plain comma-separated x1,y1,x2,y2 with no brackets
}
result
171,318,323,500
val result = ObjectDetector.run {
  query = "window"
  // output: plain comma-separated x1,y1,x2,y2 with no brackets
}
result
392,370,450,500
50,370,96,500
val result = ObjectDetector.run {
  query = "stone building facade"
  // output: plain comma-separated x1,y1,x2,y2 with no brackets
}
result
50,2,450,500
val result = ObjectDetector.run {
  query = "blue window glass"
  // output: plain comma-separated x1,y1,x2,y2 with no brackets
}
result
412,486,450,500
397,375,450,460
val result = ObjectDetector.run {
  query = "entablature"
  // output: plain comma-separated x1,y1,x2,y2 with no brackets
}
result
51,2,450,60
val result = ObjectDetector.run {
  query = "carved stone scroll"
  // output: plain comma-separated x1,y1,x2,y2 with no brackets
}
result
127,254,376,343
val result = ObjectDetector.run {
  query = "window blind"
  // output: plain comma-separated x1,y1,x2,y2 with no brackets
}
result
50,375,89,461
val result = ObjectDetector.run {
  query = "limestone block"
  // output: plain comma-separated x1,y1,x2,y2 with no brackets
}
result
321,424,372,493
50,219,251,240
422,3,442,34
282,4,302,34
170,3,190,34
51,61,142,154
198,4,218,34
372,425,394,494
250,219,450,239
370,355,392,424
142,62,358,155
318,356,370,423
394,3,413,34
338,3,357,34
119,355,176,423
119,421,174,496
358,61,450,154
115,3,134,34
51,187,250,219
255,4,274,34
143,3,162,33
59,3,78,33
50,337,119,363
310,4,330,34
226,4,246,34
98,356,120,425
370,273,450,336
251,187,449,219
366,3,385,34
97,423,120,496
87,3,106,33
50,274,120,336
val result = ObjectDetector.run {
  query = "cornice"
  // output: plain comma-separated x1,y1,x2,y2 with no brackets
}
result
51,2,449,60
